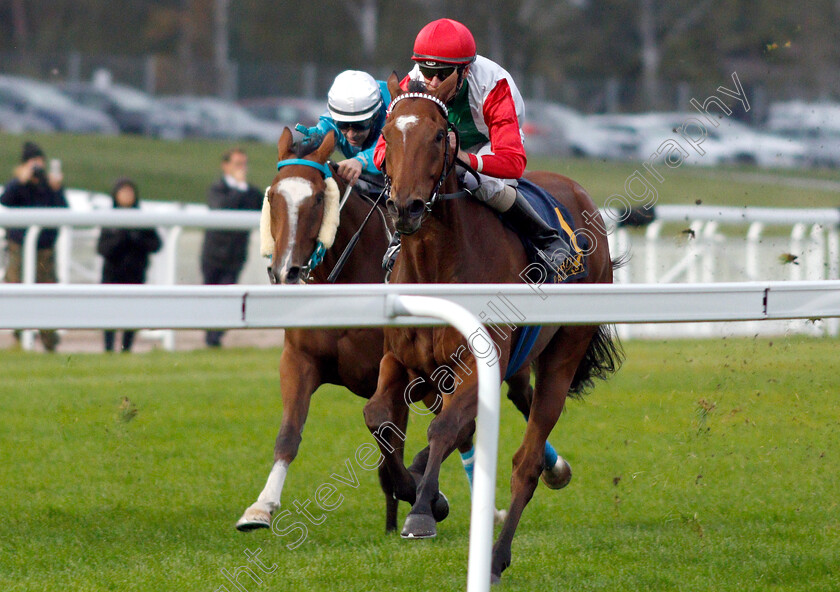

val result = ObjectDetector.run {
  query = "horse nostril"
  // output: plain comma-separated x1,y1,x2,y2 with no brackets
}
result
407,198,425,218
286,266,300,283
386,198,399,218
267,266,278,285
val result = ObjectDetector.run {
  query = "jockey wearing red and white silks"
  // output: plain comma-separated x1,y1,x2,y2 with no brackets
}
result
378,18,573,280
373,55,527,208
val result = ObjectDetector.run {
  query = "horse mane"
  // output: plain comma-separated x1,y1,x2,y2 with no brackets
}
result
407,80,429,94
291,138,321,159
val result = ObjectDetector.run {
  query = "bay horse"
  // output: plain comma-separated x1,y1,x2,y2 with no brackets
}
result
363,73,623,581
235,128,543,533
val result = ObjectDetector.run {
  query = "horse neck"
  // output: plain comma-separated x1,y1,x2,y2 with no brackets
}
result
310,187,389,284
398,172,484,284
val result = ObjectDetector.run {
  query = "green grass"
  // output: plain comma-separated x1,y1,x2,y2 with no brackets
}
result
1,337,838,591
3,132,839,208
0,132,278,203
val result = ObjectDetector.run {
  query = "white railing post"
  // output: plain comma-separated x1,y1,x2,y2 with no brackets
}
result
790,223,806,282
161,225,182,351
746,222,764,280
385,294,500,592
827,227,840,337
56,226,72,284
21,225,41,350
745,222,765,335
611,227,632,340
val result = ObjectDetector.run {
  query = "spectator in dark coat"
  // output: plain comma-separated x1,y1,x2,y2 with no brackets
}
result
1,141,68,351
200,147,263,347
97,178,162,352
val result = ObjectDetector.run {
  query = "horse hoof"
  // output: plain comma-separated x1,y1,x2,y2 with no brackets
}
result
494,508,508,525
491,572,502,585
401,513,437,539
235,508,271,532
541,455,572,490
432,491,449,522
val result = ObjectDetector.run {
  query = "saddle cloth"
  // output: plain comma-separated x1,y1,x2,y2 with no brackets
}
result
503,177,589,380
513,177,588,284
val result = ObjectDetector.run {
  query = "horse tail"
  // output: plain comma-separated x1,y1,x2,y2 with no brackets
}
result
568,324,624,398
611,251,631,270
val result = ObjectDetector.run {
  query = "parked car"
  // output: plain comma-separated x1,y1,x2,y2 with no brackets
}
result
766,101,840,168
600,112,807,169
766,101,840,134
238,96,325,129
594,113,741,167
58,82,187,140
158,96,286,143
523,101,639,159
0,104,56,134
0,75,118,135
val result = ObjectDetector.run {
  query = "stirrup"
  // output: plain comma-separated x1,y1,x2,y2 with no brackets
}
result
534,240,572,280
382,233,401,273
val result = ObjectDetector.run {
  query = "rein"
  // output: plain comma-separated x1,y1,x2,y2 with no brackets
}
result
326,183,388,284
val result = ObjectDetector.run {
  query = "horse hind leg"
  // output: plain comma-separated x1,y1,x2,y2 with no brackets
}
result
506,367,572,490
236,347,320,531
491,329,593,581
378,459,400,532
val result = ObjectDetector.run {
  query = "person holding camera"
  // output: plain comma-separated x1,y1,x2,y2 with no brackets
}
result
97,178,162,353
1,141,68,351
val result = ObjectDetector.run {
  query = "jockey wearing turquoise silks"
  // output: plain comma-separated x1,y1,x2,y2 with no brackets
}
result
296,70,390,187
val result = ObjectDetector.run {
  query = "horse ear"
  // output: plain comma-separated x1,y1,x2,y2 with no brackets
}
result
433,70,459,104
312,130,336,163
387,71,403,100
277,127,294,159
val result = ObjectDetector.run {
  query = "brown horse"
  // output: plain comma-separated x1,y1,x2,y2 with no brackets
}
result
363,73,622,581
236,128,398,531
235,128,538,533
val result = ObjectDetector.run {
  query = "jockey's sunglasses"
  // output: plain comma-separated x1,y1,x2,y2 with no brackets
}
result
336,119,373,132
418,64,458,81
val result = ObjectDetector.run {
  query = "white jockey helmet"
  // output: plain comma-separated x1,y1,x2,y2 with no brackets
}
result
327,71,382,123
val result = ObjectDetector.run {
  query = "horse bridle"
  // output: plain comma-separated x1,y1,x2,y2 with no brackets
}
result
272,157,333,283
272,157,391,284
384,92,480,214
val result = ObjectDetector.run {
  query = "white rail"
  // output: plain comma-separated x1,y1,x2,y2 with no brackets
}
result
1,281,839,329
4,204,840,347
1,281,839,592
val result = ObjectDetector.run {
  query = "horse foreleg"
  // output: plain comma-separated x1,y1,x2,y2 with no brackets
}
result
376,375,411,533
364,353,417,507
402,383,478,539
236,346,320,531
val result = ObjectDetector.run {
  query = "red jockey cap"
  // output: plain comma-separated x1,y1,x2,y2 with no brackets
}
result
412,18,476,66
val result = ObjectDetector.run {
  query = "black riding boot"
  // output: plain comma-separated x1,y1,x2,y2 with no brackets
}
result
503,192,573,280
382,231,401,275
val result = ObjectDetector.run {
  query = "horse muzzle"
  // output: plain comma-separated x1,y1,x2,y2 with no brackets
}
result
387,196,426,235
267,264,305,285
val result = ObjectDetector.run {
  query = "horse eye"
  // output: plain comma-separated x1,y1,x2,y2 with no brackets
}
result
315,192,324,204
435,130,445,142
